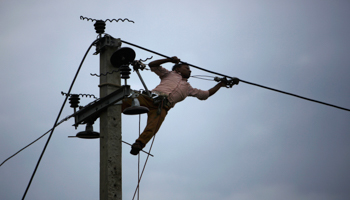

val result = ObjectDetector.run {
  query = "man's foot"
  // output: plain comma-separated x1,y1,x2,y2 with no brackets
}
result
130,141,144,155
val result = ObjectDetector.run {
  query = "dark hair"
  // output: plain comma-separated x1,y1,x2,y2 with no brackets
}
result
172,62,188,71
172,63,182,71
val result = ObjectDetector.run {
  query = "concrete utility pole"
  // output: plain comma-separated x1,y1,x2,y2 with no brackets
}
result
99,37,122,200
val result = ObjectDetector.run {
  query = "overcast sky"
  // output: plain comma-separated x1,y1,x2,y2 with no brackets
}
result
1,0,350,199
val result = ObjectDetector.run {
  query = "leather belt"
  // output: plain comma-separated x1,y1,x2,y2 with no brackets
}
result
150,91,171,114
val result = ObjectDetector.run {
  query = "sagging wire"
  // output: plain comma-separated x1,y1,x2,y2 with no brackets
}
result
121,40,350,112
21,38,99,200
0,114,74,167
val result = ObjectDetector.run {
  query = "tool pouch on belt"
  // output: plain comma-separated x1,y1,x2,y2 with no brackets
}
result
153,95,170,115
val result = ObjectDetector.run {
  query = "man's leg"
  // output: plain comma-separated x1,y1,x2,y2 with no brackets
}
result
123,95,170,155
130,107,168,155
131,96,169,155
136,106,168,145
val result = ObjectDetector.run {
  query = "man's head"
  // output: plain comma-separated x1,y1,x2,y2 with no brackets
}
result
172,63,191,79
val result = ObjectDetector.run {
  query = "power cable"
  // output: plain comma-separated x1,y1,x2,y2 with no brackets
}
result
121,40,350,112
21,38,99,200
239,80,350,112
0,114,74,167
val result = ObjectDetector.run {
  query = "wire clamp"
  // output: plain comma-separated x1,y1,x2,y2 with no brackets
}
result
214,76,240,88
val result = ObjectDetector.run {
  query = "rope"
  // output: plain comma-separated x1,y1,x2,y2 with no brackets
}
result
137,114,141,200
121,40,350,113
132,136,156,200
191,75,216,81
132,100,165,200
122,141,154,157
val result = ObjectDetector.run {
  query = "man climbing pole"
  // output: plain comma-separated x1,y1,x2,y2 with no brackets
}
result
122,56,239,155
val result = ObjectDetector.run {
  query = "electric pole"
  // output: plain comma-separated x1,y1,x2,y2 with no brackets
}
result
98,37,122,200
73,18,137,200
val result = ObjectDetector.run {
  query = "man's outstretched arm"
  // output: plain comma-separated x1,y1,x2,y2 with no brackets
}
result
208,77,240,96
208,82,227,97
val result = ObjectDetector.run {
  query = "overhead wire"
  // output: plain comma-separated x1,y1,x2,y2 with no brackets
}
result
0,114,74,167
121,40,350,112
9,37,348,199
238,80,350,112
21,38,99,200
2,112,153,167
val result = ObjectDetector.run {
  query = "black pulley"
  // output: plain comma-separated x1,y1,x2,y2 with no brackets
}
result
110,47,136,68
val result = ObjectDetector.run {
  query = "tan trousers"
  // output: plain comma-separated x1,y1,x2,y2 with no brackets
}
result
122,95,170,145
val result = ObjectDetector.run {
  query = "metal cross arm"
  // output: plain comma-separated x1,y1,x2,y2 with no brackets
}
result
72,85,131,128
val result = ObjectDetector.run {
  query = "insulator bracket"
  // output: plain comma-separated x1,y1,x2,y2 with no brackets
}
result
94,35,122,55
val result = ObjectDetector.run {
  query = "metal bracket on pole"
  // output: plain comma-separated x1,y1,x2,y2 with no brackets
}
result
131,61,151,97
72,85,131,128
134,69,151,97
94,35,122,55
